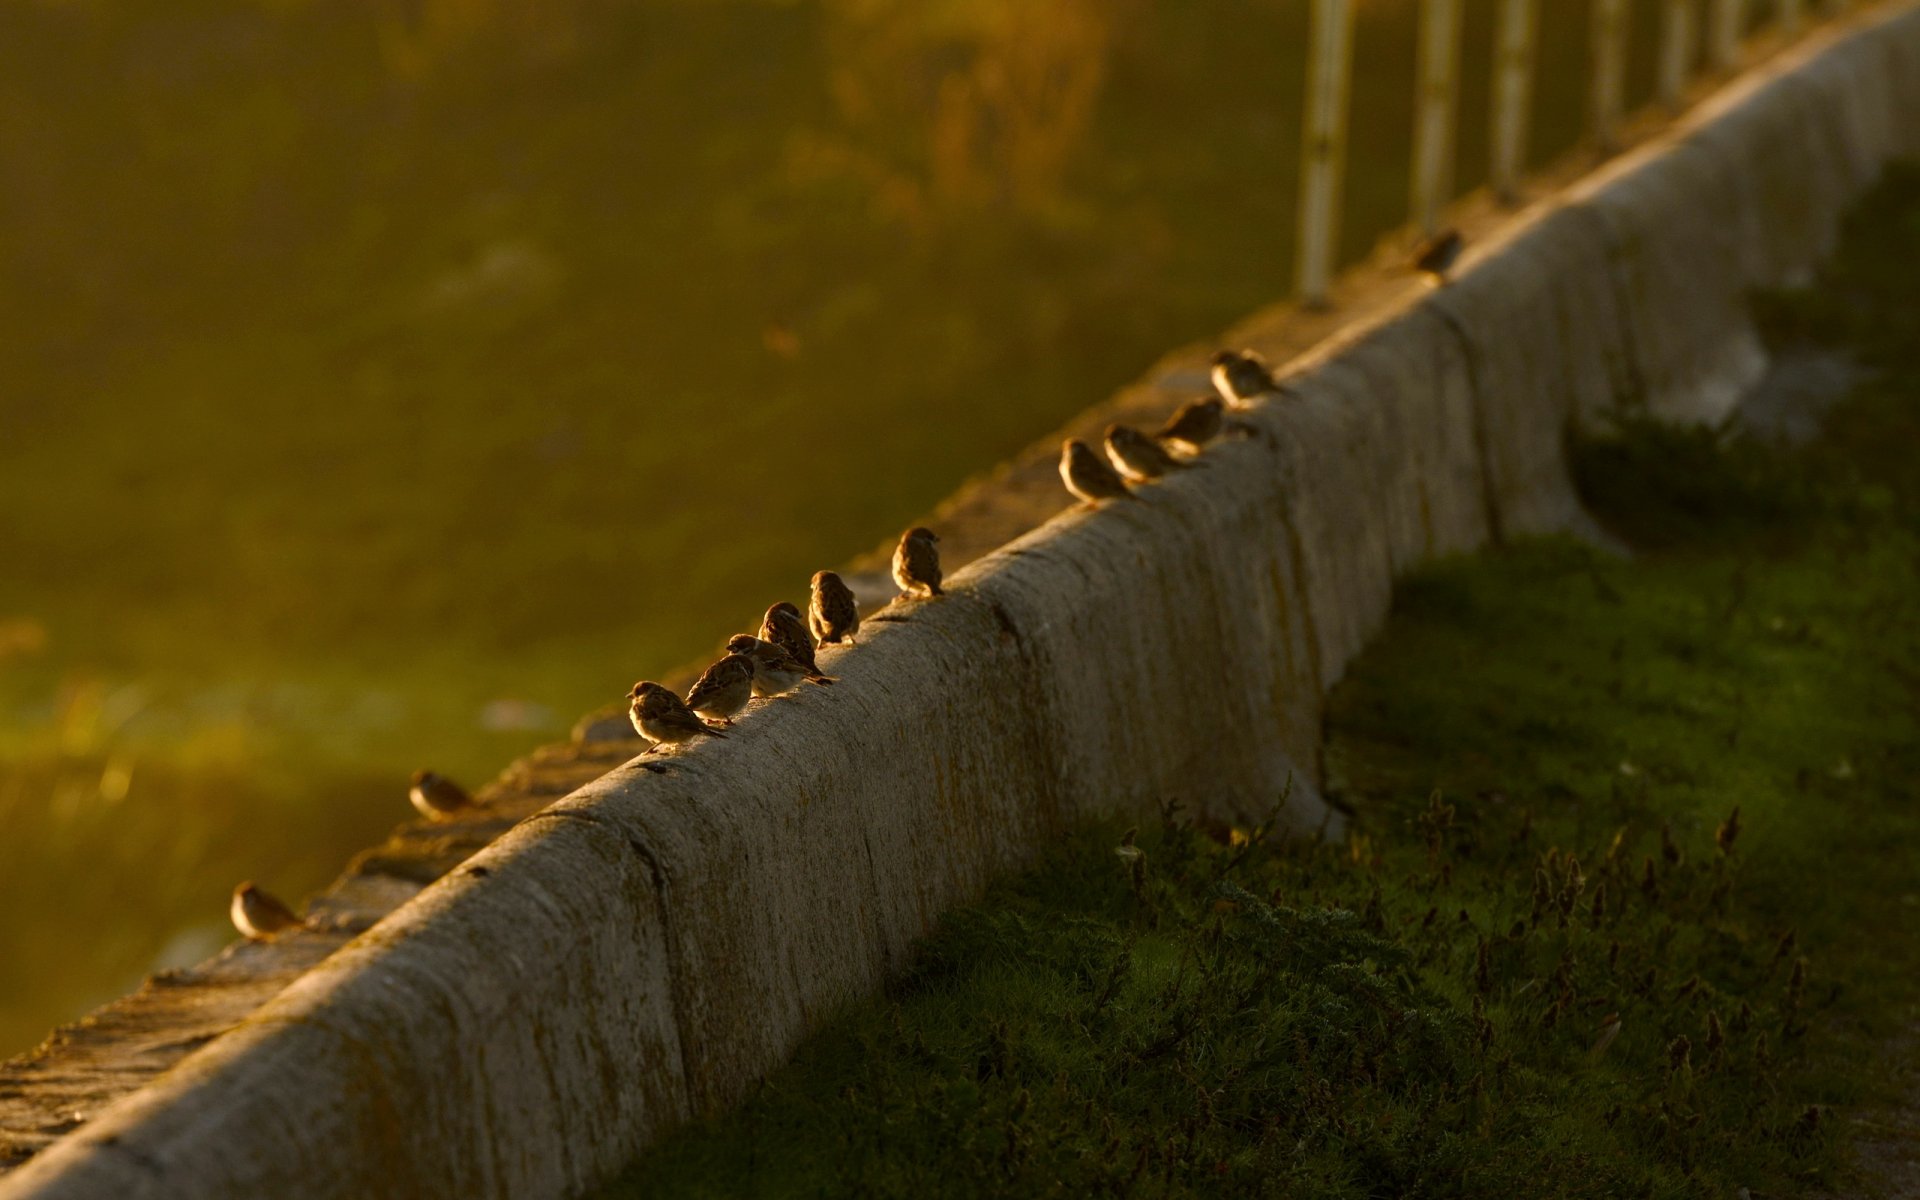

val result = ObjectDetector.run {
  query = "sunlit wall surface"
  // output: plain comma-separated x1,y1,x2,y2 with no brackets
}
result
0,0,1701,1054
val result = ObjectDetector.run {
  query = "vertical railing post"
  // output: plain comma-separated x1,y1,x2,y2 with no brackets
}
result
1589,0,1630,152
1658,0,1697,111
1489,0,1538,206
1778,0,1804,36
1296,0,1355,309
1410,0,1464,236
1709,0,1745,69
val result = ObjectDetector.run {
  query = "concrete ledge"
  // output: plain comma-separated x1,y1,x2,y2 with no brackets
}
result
4,5,1917,1197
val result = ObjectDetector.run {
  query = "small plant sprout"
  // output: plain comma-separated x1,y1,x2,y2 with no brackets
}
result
1559,856,1585,922
1114,828,1147,898
1604,826,1627,866
1770,928,1798,966
1589,1013,1622,1060
1419,788,1454,856
1795,1105,1823,1138
1667,1034,1693,1076
1715,805,1742,855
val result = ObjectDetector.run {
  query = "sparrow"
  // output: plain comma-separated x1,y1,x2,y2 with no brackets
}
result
1155,396,1226,455
1413,228,1464,282
683,652,756,726
408,769,474,820
760,602,834,682
1210,349,1279,408
231,881,305,940
724,634,817,696
810,570,860,645
892,527,944,599
1104,423,1194,483
1060,439,1134,506
628,680,727,752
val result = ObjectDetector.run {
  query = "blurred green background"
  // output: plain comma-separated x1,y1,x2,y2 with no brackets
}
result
0,0,1726,1055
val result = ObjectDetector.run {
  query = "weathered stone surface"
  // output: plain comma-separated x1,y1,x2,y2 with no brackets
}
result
1426,203,1625,539
0,815,687,1199
2,6,1916,1197
0,739,624,1184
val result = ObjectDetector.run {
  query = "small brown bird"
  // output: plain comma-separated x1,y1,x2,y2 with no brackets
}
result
1104,423,1193,483
1210,349,1278,408
684,652,756,726
231,882,305,940
408,770,473,820
1060,439,1134,507
628,680,727,752
892,527,944,599
761,602,832,683
1413,227,1464,282
810,570,860,645
725,634,813,696
1155,396,1225,455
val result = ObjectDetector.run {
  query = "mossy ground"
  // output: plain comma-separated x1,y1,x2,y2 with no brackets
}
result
595,165,1920,1198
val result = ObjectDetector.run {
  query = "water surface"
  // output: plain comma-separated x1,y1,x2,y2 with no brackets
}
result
0,0,1697,1053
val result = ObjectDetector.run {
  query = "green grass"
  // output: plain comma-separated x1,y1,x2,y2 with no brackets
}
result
593,166,1920,1197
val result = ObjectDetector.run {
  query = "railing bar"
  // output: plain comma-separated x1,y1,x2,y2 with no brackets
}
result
1295,0,1355,309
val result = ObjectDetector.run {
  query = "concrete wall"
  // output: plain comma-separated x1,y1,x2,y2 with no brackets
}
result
5,7,1917,1197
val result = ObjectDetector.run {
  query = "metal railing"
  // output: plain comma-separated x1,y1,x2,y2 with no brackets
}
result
1294,0,1858,309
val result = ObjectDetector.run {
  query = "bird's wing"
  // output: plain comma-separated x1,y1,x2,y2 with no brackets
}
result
259,893,302,928
909,541,940,582
684,669,719,706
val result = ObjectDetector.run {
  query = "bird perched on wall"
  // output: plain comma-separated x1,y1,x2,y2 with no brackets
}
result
810,570,861,645
761,602,834,683
1210,349,1279,408
725,634,816,696
892,527,944,599
684,652,756,726
1155,396,1226,456
629,680,727,751
1060,439,1134,507
1104,423,1195,483
408,770,474,821
1413,227,1464,282
231,882,306,940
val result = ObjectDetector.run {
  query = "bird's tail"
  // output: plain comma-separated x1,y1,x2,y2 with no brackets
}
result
704,725,730,739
